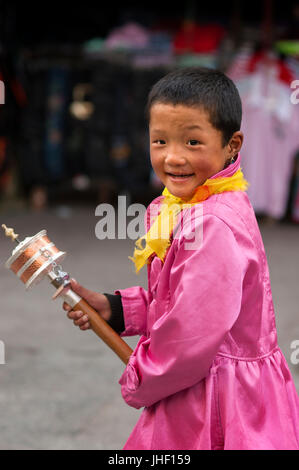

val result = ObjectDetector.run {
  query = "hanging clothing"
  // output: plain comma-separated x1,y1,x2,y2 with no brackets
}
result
227,51,299,219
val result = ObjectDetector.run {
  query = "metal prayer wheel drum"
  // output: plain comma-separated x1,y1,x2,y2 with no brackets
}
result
5,230,66,289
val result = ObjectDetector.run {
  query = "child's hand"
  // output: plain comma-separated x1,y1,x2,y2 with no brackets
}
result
62,279,112,331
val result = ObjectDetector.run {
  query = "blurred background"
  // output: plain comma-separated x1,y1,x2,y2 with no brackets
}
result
0,0,298,450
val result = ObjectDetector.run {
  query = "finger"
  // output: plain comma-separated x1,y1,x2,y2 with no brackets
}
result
70,279,96,302
79,323,91,330
74,314,89,326
63,302,72,312
67,310,83,320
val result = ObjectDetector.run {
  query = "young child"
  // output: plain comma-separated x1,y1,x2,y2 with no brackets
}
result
63,67,299,450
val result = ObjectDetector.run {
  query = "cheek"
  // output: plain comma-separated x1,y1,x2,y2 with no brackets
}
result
192,154,215,173
193,148,226,173
150,150,163,173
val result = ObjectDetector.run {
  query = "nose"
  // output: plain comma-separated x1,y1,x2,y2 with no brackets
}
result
164,145,187,166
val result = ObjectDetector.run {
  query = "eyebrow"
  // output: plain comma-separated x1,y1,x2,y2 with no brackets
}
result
150,125,203,133
184,125,203,130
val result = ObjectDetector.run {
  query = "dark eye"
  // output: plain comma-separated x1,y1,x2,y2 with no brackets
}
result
153,139,166,145
188,139,200,146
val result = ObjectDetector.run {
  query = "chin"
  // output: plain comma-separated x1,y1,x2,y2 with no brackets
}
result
165,175,205,199
166,186,194,200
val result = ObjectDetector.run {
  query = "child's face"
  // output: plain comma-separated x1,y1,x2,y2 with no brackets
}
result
149,103,242,200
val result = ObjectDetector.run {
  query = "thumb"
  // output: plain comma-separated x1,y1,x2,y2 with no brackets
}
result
70,278,94,300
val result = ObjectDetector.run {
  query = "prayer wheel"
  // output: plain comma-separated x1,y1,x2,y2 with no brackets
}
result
2,225,133,365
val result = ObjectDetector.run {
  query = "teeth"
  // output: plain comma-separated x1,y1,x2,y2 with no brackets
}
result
169,174,192,177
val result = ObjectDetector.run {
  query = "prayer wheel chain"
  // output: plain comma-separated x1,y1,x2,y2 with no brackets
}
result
39,247,70,286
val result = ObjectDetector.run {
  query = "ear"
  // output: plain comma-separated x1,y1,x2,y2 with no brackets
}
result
229,131,243,157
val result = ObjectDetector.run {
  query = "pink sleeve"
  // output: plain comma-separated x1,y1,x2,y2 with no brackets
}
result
115,286,148,337
119,214,247,409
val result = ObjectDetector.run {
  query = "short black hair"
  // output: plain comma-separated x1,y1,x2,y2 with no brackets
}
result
146,67,242,146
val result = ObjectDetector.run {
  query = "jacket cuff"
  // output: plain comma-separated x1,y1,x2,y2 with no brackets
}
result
103,293,125,334
114,287,148,337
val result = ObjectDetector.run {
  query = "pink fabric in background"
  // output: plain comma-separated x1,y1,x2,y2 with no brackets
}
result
116,154,299,450
228,56,299,219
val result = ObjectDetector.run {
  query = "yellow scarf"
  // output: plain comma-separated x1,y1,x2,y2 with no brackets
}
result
129,168,249,273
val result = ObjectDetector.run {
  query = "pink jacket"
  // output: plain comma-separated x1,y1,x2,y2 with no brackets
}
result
116,154,299,450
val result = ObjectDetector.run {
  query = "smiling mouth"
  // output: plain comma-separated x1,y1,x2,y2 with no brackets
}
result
167,173,194,178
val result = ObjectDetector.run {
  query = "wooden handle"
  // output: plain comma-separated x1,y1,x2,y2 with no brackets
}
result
73,298,133,365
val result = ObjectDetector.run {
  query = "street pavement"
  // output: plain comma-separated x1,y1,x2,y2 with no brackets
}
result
0,203,298,449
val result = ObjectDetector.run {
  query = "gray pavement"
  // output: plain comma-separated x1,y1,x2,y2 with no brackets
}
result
0,203,298,450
